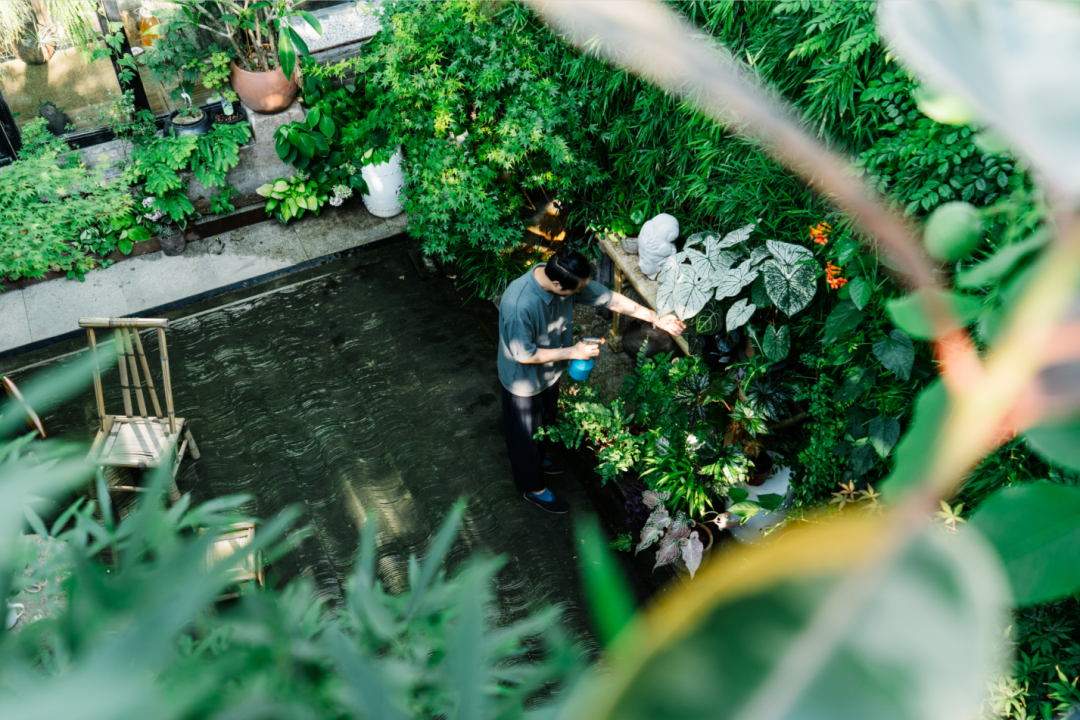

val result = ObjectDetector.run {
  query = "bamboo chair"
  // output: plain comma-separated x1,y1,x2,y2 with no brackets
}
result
80,318,199,503
204,522,265,600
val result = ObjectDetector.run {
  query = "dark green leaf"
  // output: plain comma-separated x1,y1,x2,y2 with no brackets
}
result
822,301,863,344
847,276,873,310
972,481,1080,604
873,330,915,381
868,417,901,457
762,325,790,362
319,113,336,138
882,381,949,502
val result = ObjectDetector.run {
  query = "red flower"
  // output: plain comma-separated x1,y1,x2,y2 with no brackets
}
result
825,261,848,290
809,221,832,246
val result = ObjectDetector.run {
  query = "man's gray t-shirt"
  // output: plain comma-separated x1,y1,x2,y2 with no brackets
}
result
498,264,613,397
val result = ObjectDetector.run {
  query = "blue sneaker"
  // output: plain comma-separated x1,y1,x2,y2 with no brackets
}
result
542,458,567,475
524,489,570,514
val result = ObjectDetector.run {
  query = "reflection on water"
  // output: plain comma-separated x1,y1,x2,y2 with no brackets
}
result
17,240,598,651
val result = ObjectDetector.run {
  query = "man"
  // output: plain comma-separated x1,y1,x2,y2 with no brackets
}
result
498,248,686,513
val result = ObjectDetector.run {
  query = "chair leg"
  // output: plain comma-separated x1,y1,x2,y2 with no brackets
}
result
184,427,201,460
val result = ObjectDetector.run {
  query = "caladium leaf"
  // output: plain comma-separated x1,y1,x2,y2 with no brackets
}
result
680,531,704,579
637,522,664,554
719,222,756,249
726,298,756,331
762,258,817,317
749,245,771,266
766,239,814,266
654,534,682,569
714,259,760,300
695,300,724,335
668,512,692,543
642,489,670,509
657,253,717,320
763,324,790,362
645,507,672,530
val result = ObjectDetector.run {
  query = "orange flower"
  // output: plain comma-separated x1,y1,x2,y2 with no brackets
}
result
825,261,848,290
809,221,832,246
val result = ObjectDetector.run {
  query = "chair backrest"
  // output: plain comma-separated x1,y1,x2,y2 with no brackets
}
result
79,318,177,434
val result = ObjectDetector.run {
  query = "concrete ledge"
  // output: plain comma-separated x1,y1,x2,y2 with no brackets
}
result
0,204,407,358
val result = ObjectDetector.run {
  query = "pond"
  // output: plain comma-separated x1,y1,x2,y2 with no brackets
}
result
5,237,613,651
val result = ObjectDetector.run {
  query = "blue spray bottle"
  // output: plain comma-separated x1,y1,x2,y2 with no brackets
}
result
568,337,604,382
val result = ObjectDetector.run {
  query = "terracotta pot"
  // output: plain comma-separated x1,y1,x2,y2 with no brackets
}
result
229,60,297,114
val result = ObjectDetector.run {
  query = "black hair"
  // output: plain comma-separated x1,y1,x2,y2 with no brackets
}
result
544,248,592,290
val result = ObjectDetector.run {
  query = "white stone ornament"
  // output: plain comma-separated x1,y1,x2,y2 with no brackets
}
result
637,213,679,278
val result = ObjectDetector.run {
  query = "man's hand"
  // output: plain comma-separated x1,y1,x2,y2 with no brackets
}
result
654,313,686,337
569,341,601,360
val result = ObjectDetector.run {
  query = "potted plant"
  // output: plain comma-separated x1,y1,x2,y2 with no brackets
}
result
143,11,215,136
16,21,55,64
169,0,324,114
202,51,245,124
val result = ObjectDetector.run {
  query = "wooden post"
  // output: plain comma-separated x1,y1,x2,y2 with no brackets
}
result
121,329,149,418
608,265,628,353
157,328,177,435
86,328,107,433
114,329,134,417
130,329,163,418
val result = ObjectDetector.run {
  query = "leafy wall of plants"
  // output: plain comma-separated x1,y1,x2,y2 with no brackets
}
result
358,2,1072,716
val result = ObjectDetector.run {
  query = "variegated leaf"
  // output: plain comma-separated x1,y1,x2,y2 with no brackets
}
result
726,298,756,331
680,531,704,579
766,239,814,266
668,512,692,544
714,259,760,300
656,252,683,287
636,522,664,555
749,245,771,266
719,222,756,249
684,231,720,250
654,534,682,569
656,260,714,320
762,258,817,317
646,507,672,530
642,489,670,509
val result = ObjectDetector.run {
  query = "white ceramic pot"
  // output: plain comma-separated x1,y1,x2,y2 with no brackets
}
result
360,147,405,218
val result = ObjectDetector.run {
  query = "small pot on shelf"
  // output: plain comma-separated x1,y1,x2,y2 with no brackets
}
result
621,234,639,254
230,60,298,114
746,452,774,487
167,108,211,137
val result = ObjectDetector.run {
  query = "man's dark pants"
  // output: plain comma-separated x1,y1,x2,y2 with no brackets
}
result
501,380,559,494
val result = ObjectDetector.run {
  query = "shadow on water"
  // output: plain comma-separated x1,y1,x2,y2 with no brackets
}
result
5,237,651,654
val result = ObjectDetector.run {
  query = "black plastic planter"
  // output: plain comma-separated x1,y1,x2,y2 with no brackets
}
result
167,109,211,137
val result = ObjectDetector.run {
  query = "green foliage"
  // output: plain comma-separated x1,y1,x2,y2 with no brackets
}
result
360,1,600,261
257,173,330,225
0,120,134,284
129,118,250,227
0,432,578,719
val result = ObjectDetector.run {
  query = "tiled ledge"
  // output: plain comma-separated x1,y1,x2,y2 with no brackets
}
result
0,204,407,358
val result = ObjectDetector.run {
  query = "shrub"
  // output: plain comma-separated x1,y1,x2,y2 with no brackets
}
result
0,119,138,285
